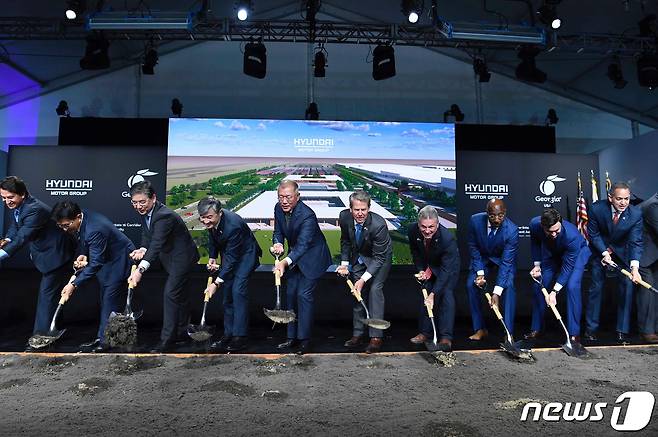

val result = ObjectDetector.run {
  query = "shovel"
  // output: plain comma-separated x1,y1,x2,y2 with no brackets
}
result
105,265,141,348
420,285,439,352
531,275,587,358
187,276,216,342
609,261,658,294
27,269,80,349
110,265,143,320
345,278,391,330
264,254,296,324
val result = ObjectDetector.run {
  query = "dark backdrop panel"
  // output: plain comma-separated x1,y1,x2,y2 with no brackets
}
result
456,124,556,153
58,117,169,146
4,145,167,268
456,151,599,269
0,150,6,235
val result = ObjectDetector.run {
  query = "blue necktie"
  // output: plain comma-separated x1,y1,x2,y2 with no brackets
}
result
355,224,364,264
146,214,151,229
487,227,497,248
14,209,19,223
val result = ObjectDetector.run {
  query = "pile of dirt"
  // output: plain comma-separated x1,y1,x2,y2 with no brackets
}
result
69,377,113,397
431,351,459,367
104,315,137,347
260,390,289,401
0,378,30,391
493,398,542,410
108,356,164,375
180,356,230,369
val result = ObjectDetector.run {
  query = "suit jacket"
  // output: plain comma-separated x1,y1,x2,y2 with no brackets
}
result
587,199,643,264
3,195,73,274
339,209,392,278
73,209,135,287
273,200,332,280
639,194,658,267
208,209,261,279
141,201,200,272
408,223,460,294
467,212,518,289
530,217,589,286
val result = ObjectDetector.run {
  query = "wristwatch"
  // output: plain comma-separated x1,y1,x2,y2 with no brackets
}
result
138,266,146,274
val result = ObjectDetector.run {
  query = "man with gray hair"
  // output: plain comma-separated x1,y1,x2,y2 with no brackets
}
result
198,197,261,352
408,205,459,352
337,190,392,354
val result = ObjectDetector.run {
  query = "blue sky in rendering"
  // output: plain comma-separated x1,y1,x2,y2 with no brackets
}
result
168,118,455,161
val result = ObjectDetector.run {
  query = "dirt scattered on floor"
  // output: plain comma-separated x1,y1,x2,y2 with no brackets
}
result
104,315,138,347
179,356,231,369
253,359,288,376
356,356,394,369
69,377,113,397
108,356,164,375
261,389,290,401
424,420,482,437
587,378,629,392
285,355,316,370
0,378,30,390
431,351,459,367
40,356,79,372
494,398,542,410
200,379,256,396
629,348,658,356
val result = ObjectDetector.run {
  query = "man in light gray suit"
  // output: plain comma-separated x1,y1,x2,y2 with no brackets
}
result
336,190,392,354
638,193,658,343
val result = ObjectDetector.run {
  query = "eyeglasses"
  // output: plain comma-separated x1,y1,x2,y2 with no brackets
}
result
278,194,296,201
487,213,505,220
131,199,150,207
57,221,75,230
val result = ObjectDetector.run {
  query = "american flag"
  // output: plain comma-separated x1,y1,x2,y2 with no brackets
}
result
577,172,589,240
605,171,612,193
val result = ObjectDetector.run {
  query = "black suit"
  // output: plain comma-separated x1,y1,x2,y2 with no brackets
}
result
339,209,392,338
638,195,658,335
140,201,199,343
1,196,74,334
408,224,460,340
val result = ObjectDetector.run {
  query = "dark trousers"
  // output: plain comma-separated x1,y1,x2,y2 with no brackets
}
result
351,262,390,338
466,264,516,335
97,280,127,340
285,268,318,341
33,264,72,335
586,257,634,334
160,268,192,343
222,274,251,338
418,276,456,341
531,247,590,336
637,262,658,335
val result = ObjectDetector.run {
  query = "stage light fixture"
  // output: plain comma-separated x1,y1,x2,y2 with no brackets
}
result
243,40,267,79
401,0,423,24
607,59,628,89
79,33,110,70
637,53,658,90
236,1,252,21
372,44,396,80
66,0,86,20
141,42,158,75
171,98,183,117
515,46,547,83
546,108,559,125
305,102,320,120
443,104,465,123
537,1,561,30
313,46,327,78
56,100,70,117
473,57,491,82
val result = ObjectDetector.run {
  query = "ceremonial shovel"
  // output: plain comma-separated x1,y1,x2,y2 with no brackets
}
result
263,253,296,324
109,265,143,321
609,261,658,294
420,284,439,352
187,276,216,342
104,265,142,347
345,278,391,330
530,275,587,357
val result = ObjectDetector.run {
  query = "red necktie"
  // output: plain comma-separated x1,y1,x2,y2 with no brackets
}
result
424,239,433,279
613,211,620,226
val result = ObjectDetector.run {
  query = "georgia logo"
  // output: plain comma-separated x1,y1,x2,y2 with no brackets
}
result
127,169,158,187
540,175,566,196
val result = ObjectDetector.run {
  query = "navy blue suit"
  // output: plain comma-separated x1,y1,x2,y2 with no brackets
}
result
529,217,591,336
586,200,643,334
273,200,331,341
2,196,73,334
72,210,135,340
408,224,460,340
466,213,518,334
208,209,261,337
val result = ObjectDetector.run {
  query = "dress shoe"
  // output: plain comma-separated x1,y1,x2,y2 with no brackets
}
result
640,333,658,344
365,337,383,354
468,329,488,341
523,330,541,340
150,340,175,353
569,335,581,344
344,336,365,348
209,336,231,352
583,331,598,342
410,333,428,344
437,338,452,352
617,332,629,344
79,339,101,353
296,340,312,355
226,336,248,352
277,339,299,350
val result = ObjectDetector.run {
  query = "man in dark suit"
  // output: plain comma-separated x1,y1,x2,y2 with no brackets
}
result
127,181,200,352
336,191,392,354
585,181,643,343
527,209,591,343
466,199,518,341
408,205,460,352
52,201,135,352
637,193,658,343
198,196,261,352
0,176,73,351
271,180,332,354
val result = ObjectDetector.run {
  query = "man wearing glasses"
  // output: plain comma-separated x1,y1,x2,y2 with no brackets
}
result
0,176,73,351
465,199,519,341
271,180,331,354
127,181,200,353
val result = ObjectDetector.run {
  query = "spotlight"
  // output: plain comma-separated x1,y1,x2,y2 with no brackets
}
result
305,102,319,120
537,1,561,30
171,98,183,117
56,100,70,117
607,59,628,89
401,0,423,24
66,0,86,20
79,33,110,70
443,104,464,123
473,57,491,82
236,1,252,21
515,46,547,83
313,46,327,78
637,53,658,90
638,14,657,37
243,40,266,79
141,42,158,75
372,44,396,80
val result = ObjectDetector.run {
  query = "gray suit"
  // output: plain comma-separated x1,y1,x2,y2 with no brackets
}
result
339,209,392,338
638,194,658,335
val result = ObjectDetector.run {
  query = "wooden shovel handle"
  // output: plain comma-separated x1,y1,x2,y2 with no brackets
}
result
274,269,281,287
346,279,363,302
204,276,214,302
127,265,137,288
540,287,562,320
421,288,434,318
58,294,69,305
621,268,653,289
485,293,503,320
